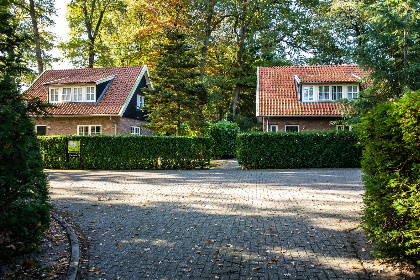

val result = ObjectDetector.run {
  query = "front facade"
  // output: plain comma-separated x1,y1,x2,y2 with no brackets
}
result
27,65,153,136
256,65,367,132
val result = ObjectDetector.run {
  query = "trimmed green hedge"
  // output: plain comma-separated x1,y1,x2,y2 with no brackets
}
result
205,121,240,158
236,130,361,169
39,135,211,169
360,90,420,266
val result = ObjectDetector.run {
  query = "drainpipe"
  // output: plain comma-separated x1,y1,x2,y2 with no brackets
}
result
110,116,117,135
266,117,270,132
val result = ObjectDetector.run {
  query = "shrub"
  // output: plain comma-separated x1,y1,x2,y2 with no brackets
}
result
205,121,240,158
39,135,211,170
0,78,50,264
236,130,361,169
359,90,420,266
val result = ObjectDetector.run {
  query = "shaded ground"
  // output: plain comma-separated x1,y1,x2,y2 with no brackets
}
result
48,163,367,279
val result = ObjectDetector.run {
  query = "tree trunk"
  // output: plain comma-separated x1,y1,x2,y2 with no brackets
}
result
199,1,216,82
29,0,43,74
230,11,247,120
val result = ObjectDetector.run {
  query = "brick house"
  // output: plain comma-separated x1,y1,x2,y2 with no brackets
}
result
256,65,367,132
26,65,152,136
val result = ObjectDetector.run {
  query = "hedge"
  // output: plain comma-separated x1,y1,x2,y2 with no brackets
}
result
39,135,211,170
236,130,361,169
205,121,240,158
359,90,420,267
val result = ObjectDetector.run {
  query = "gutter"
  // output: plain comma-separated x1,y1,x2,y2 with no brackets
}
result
110,116,118,135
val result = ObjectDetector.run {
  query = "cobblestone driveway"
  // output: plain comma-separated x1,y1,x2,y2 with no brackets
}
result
47,161,367,280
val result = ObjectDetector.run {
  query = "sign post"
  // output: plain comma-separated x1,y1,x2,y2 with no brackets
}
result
66,140,82,169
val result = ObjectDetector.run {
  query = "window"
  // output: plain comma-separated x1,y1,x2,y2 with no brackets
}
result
131,126,141,135
78,125,102,135
332,86,343,100
62,88,72,102
303,86,314,101
36,125,46,135
50,88,59,102
269,125,278,132
319,86,330,100
348,86,358,99
337,125,352,131
136,94,144,109
285,125,299,132
86,87,95,101
73,88,83,101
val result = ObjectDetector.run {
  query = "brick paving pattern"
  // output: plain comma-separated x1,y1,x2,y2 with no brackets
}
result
47,161,367,280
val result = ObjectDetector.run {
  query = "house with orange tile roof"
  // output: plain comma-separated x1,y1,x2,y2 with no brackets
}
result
26,65,153,136
256,65,367,132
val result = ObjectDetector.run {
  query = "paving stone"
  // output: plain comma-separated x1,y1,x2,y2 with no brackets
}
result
47,161,368,279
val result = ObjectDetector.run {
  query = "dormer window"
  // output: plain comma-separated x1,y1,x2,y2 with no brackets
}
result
348,86,358,99
50,88,59,102
303,86,314,101
62,88,72,102
319,86,330,100
301,84,358,102
49,85,96,103
73,87,83,101
86,86,95,101
331,86,343,100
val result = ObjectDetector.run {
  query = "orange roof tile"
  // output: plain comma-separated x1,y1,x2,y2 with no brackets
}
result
257,65,367,116
27,66,145,116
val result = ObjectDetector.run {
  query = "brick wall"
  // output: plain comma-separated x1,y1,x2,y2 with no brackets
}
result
262,117,342,132
119,118,153,135
32,116,152,136
33,116,120,135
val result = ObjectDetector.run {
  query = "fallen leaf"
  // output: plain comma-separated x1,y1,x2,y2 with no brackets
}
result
252,266,260,270
272,257,279,262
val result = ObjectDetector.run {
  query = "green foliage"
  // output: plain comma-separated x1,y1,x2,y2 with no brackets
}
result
205,121,240,159
359,89,420,266
237,130,361,169
143,27,207,136
60,0,128,68
356,0,420,98
39,135,211,170
0,0,50,263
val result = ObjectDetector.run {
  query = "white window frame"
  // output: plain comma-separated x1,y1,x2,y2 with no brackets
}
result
285,125,299,132
303,86,314,102
319,86,330,100
347,86,358,99
62,88,72,102
269,125,278,132
136,94,144,109
131,126,141,135
86,86,95,102
77,125,102,135
50,88,59,103
331,86,343,100
73,87,83,102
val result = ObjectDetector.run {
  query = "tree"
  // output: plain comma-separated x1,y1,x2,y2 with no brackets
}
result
0,0,50,263
11,0,56,83
356,0,420,99
143,28,207,135
60,0,127,68
359,89,420,266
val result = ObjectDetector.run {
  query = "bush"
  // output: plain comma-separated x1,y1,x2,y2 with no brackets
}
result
205,121,240,158
39,135,211,170
236,130,361,169
0,78,50,264
359,90,420,266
